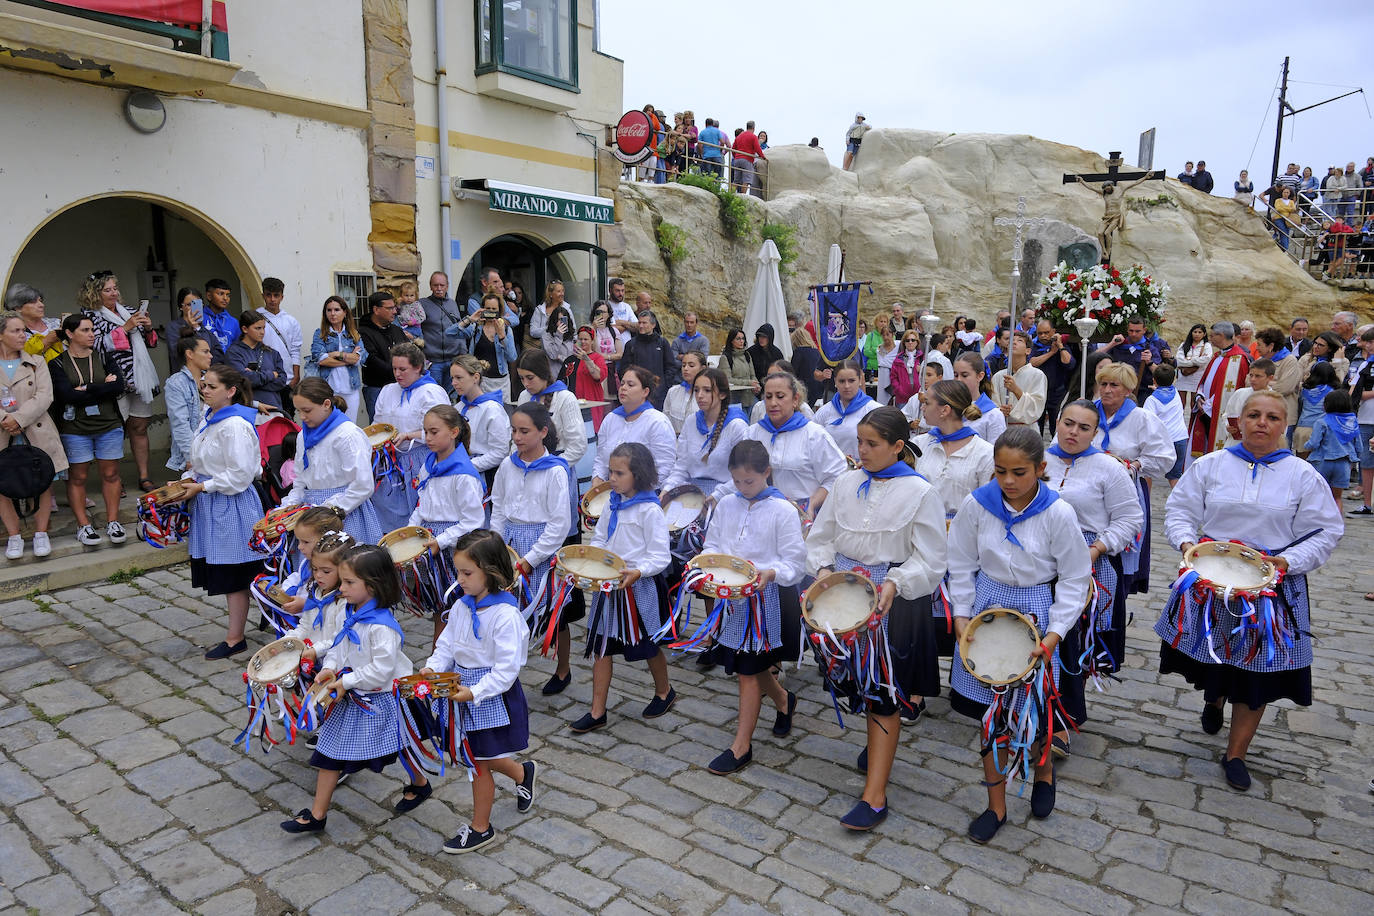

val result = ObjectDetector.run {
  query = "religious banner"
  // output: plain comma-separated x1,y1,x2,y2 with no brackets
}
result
809,282,872,366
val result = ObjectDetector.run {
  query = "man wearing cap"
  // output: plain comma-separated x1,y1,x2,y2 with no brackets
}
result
844,113,870,171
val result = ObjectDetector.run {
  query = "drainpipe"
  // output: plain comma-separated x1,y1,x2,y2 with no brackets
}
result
435,0,453,276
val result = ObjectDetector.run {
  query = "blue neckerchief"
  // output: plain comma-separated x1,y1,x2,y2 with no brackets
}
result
1329,412,1360,445
695,406,747,453
1302,386,1332,409
758,411,808,444
1272,347,1292,362
1048,442,1104,463
535,380,569,402
739,486,786,503
301,408,348,469
1225,443,1293,480
460,390,504,413
606,490,658,538
1095,397,1136,451
285,557,312,597
989,343,1005,361
970,479,1060,548
975,393,998,415
510,450,569,475
612,400,651,420
857,460,920,498
329,599,405,648
930,425,976,443
306,586,337,629
417,445,481,490
458,591,518,640
1151,386,1177,406
828,391,875,425
203,404,258,428
679,380,693,391
1031,339,1053,358
400,374,440,404
677,332,702,343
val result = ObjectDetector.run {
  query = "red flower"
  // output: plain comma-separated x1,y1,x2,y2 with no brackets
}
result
1143,277,1151,286
1113,298,1123,307
1066,272,1077,281
1110,268,1120,279
1090,289,1100,300
1057,299,1068,309
1049,270,1058,279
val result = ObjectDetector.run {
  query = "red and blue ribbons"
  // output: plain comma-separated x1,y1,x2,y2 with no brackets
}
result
137,497,189,548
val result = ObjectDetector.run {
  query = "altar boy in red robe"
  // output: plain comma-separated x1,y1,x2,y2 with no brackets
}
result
1188,321,1250,458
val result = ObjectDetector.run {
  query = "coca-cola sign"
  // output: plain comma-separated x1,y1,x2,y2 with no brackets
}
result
611,110,654,165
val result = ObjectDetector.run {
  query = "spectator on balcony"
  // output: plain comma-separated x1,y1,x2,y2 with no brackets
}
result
1274,162,1302,197
662,134,687,182
1322,166,1343,217
1342,162,1363,222
1361,157,1374,216
731,121,766,196
1233,170,1254,206
1176,161,1195,186
697,118,728,179
1272,186,1297,251
637,104,660,182
758,131,770,152
1299,166,1320,215
1192,161,1214,195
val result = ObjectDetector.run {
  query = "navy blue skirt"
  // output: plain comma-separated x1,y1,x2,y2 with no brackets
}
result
467,683,531,760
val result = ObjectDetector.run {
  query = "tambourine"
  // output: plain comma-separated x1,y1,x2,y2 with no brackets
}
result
579,481,613,528
660,485,708,532
244,637,306,689
554,544,626,592
801,571,879,636
363,422,398,449
379,525,433,566
394,671,464,699
252,504,308,539
141,481,189,507
686,553,759,599
1180,540,1279,595
959,606,1042,687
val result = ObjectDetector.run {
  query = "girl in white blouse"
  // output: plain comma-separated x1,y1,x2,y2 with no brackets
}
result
664,350,705,434
814,359,879,460
282,545,427,834
663,367,748,493
370,342,449,533
450,355,511,491
261,506,343,633
701,440,808,775
282,378,384,545
591,366,676,488
490,403,574,694
954,351,1007,444
279,530,352,654
947,426,1092,844
409,405,486,642
913,380,995,520
990,331,1048,427
175,366,264,661
1045,400,1145,740
1174,323,1213,411
806,406,948,831
571,442,676,735
421,530,537,854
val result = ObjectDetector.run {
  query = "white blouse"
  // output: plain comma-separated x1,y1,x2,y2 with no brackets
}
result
703,493,808,587
1044,449,1144,555
663,383,694,434
1174,341,1213,394
187,415,260,495
592,408,677,484
489,453,572,568
281,421,375,513
517,387,587,466
968,400,1008,443
373,382,449,449
722,420,847,504
425,597,529,705
912,432,995,518
590,500,670,577
283,592,345,647
459,398,512,473
1092,405,1176,481
316,618,412,693
1165,450,1343,576
749,400,814,424
991,363,1048,426
663,412,749,490
805,471,947,600
946,492,1092,638
408,469,486,550
813,397,881,460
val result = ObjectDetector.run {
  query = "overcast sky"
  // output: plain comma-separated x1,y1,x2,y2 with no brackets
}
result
600,0,1374,190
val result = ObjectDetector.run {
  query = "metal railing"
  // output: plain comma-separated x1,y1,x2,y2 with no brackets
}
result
8,0,229,60
1259,179,1374,280
622,135,768,199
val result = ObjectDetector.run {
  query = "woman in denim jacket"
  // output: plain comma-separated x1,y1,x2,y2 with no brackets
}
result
305,296,367,420
455,293,519,393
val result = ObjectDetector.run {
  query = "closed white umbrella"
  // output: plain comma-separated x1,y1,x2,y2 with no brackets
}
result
825,244,844,285
744,239,792,359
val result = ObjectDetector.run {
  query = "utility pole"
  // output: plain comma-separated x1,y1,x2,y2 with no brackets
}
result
1269,57,1365,192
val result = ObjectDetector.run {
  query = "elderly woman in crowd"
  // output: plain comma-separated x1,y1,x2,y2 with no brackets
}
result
0,311,67,559
79,271,159,493
1297,331,1350,384
5,284,62,362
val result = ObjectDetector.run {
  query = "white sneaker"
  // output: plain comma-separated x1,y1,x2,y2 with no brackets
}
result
5,535,23,560
107,521,127,545
32,532,51,557
76,525,102,546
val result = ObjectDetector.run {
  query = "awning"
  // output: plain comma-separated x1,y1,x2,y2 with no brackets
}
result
458,179,614,225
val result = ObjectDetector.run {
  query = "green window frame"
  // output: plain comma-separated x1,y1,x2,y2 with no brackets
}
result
474,0,579,92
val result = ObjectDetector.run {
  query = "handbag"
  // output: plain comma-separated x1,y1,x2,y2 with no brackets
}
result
0,439,56,500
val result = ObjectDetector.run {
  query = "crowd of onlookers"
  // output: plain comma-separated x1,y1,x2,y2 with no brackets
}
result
622,106,769,196
1242,159,1374,276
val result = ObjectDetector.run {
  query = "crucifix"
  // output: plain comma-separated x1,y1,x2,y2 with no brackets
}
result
993,195,1050,315
1063,151,1165,264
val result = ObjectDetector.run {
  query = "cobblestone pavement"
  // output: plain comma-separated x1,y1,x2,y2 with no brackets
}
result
2,488,1373,915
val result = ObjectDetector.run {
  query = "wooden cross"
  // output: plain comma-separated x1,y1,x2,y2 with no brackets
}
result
993,196,1050,314
1063,151,1166,264
1062,151,1165,188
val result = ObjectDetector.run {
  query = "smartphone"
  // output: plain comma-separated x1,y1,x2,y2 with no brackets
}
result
137,299,149,315
189,298,204,323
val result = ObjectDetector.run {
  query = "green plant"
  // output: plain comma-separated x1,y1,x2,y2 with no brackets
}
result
106,567,146,584
656,222,690,264
673,171,753,239
760,222,800,275
1126,194,1178,214
674,170,723,195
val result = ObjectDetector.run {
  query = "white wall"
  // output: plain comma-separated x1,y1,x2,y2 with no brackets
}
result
226,0,368,109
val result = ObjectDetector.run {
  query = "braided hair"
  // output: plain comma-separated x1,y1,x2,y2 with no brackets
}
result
695,367,732,457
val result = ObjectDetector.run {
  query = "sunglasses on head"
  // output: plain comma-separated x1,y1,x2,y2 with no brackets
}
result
88,270,113,282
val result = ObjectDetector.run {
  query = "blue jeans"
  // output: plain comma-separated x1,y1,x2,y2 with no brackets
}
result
362,385,382,423
700,159,722,177
1275,220,1291,251
429,360,453,395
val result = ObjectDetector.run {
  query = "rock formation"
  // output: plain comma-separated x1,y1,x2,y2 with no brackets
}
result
604,129,1374,346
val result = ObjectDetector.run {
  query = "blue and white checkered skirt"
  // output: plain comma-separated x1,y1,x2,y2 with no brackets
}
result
369,447,427,534
506,521,550,612
586,574,664,660
1153,572,1311,673
315,689,401,760
454,665,511,731
189,486,263,565
305,485,382,544
718,581,782,654
1082,531,1117,630
436,668,529,760
831,553,941,705
951,574,1059,709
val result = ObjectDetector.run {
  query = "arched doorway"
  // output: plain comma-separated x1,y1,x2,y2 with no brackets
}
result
455,233,607,325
